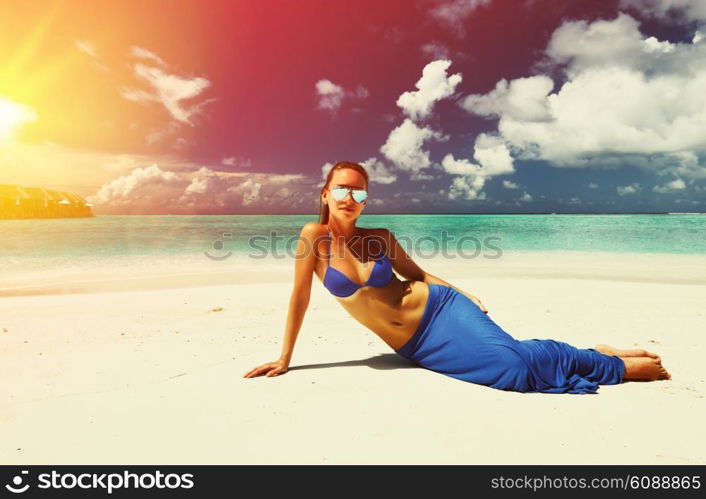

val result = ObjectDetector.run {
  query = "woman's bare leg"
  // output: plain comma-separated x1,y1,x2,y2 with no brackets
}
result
594,343,661,361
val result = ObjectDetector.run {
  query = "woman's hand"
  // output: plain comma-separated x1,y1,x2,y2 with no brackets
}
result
243,359,289,378
468,295,489,314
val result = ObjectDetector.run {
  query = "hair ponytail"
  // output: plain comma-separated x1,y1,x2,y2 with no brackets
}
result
318,197,330,224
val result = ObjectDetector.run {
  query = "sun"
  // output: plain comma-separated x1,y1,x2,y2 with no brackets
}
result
0,97,37,142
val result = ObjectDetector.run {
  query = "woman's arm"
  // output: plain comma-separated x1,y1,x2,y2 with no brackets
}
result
243,222,320,378
278,223,318,362
378,228,489,314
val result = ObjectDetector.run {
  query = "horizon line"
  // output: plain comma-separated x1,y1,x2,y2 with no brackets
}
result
89,211,706,216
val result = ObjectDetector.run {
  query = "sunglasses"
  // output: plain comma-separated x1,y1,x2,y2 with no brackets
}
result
328,185,368,203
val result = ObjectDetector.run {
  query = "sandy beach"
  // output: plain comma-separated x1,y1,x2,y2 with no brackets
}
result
1,250,704,464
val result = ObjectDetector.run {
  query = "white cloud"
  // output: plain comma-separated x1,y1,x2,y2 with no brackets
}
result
315,80,344,112
396,60,462,121
87,163,313,213
421,41,451,61
473,133,515,175
121,48,216,126
588,182,599,188
518,192,533,202
88,164,182,206
458,13,706,181
380,118,449,176
221,156,252,168
268,174,306,183
440,135,514,200
617,182,642,195
321,162,334,181
654,150,706,179
227,179,262,206
359,158,398,184
129,46,166,66
74,40,110,72
0,142,316,213
619,0,706,22
74,40,97,57
430,0,492,37
503,180,520,189
315,79,368,114
460,75,554,121
320,158,397,185
653,177,686,192
184,176,209,194
448,175,487,200
410,171,436,181
441,135,515,177
544,13,692,78
441,154,482,175
145,121,181,147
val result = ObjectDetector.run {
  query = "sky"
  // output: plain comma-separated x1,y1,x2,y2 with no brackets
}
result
1,0,705,214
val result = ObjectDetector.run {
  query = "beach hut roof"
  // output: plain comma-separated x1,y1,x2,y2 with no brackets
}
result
0,184,90,205
61,191,85,203
0,184,19,198
69,192,88,203
45,189,70,202
0,185,30,200
21,187,53,201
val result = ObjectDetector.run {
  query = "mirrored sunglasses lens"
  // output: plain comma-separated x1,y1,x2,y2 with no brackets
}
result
330,188,348,200
352,190,367,203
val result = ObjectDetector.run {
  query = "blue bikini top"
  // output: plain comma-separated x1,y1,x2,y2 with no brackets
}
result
323,229,394,298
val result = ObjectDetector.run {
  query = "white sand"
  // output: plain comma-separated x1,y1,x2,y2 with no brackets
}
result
1,251,704,464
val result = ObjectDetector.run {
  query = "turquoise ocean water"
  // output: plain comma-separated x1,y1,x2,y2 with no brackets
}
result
1,214,705,281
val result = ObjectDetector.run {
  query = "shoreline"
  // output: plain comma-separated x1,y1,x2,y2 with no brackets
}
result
3,250,706,297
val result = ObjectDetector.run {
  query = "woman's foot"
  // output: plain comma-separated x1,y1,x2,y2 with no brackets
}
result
594,343,661,362
621,356,671,381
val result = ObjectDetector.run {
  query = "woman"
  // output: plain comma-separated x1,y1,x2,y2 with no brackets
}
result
244,161,671,393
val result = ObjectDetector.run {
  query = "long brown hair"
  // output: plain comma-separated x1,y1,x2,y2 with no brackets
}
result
318,161,370,224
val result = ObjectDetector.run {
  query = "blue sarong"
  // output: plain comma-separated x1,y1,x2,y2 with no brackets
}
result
395,284,625,394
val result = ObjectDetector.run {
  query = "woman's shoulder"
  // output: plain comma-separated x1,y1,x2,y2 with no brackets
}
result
300,222,330,242
299,223,330,261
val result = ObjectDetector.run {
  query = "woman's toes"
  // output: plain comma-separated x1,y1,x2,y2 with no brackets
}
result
645,350,661,360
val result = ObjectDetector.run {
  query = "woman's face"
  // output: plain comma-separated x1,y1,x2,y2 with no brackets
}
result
322,168,368,220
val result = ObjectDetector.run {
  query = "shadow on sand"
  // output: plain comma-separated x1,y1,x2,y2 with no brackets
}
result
288,353,416,372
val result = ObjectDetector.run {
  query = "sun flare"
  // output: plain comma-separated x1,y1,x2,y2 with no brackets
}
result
0,97,37,142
